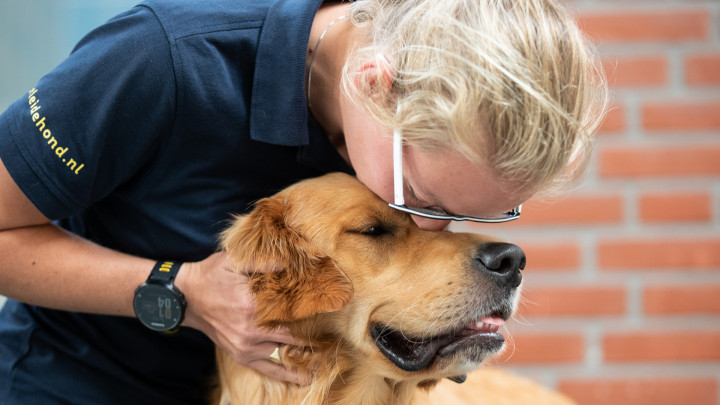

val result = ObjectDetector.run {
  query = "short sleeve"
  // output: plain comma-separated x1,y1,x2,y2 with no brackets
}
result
0,5,176,219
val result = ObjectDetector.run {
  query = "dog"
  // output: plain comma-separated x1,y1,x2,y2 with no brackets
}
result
215,172,574,405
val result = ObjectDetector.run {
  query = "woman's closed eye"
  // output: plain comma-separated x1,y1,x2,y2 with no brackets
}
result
406,184,453,215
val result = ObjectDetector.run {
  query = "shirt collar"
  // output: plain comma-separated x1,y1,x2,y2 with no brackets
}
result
249,0,324,147
297,114,354,175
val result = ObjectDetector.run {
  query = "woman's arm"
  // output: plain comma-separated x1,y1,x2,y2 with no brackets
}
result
0,156,308,384
0,157,153,315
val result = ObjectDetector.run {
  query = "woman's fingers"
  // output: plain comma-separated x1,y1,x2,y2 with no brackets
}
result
249,358,312,386
262,326,310,347
178,252,313,384
242,342,311,385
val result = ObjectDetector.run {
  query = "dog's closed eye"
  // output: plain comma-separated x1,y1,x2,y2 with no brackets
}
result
350,224,392,237
361,225,391,237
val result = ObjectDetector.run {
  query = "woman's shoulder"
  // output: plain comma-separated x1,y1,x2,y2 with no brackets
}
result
138,0,277,39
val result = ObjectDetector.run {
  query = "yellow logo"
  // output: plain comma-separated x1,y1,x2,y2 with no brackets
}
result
27,87,86,175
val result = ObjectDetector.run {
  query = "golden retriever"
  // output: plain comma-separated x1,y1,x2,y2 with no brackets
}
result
215,173,575,405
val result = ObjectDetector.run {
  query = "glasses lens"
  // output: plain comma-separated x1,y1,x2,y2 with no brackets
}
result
391,128,521,223
389,204,521,223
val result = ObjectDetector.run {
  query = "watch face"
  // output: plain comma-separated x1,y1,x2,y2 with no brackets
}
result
134,284,183,331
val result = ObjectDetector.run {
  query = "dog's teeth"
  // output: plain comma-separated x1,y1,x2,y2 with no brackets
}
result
473,320,498,332
473,317,504,332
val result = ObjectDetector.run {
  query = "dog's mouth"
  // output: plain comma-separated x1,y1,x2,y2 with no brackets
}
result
370,313,507,372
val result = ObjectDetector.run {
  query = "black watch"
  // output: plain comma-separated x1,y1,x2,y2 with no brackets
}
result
133,261,186,332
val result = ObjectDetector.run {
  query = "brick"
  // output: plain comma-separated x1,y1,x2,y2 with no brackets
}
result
598,239,720,270
639,192,712,223
518,242,580,272
519,286,626,317
559,378,718,405
686,53,720,85
492,333,584,364
598,105,626,134
644,285,720,315
642,101,720,131
492,195,623,226
577,11,709,42
603,56,668,87
600,146,720,178
604,331,720,362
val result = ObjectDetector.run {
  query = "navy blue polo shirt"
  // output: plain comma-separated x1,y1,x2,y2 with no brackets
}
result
0,0,351,403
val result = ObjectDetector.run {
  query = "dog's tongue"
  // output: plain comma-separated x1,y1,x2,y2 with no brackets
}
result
371,325,453,372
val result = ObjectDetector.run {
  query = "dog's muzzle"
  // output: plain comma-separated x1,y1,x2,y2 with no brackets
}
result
370,242,525,373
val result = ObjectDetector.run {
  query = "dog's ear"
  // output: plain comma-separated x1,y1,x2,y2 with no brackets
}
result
221,195,353,327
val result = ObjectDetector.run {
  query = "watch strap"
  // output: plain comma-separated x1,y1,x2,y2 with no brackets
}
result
149,260,183,283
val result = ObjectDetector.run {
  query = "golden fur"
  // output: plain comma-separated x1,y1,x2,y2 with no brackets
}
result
215,173,574,405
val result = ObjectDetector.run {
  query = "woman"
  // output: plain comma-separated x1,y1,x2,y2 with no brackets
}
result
0,0,606,403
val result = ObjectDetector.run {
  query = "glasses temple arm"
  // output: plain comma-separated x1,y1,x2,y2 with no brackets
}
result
393,128,405,206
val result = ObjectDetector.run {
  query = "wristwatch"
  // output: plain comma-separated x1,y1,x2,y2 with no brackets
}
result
133,261,186,332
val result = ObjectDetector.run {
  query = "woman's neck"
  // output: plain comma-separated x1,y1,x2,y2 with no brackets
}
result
306,3,355,161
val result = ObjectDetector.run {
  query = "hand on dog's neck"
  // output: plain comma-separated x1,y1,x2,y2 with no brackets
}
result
216,325,442,405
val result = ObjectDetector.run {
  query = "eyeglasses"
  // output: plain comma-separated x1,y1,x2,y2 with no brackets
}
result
388,128,522,223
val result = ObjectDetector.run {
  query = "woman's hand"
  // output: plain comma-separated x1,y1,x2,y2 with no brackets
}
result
175,251,311,385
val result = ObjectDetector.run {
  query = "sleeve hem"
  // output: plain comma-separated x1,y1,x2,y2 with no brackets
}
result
0,106,81,219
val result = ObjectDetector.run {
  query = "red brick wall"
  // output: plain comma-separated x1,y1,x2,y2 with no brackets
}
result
451,1,720,404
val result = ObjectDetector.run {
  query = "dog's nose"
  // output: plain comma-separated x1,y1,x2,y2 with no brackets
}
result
475,242,525,288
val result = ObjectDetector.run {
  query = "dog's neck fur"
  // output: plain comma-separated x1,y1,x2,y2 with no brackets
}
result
217,350,435,405
216,319,440,405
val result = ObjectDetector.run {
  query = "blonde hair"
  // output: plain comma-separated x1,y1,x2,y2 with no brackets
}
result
342,0,608,194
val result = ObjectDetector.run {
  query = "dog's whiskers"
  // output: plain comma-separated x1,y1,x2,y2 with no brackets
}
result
512,290,543,327
383,297,427,343
421,303,458,338
306,331,315,353
332,341,346,385
496,324,517,364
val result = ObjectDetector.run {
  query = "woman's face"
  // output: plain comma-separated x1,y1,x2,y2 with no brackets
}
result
340,101,531,231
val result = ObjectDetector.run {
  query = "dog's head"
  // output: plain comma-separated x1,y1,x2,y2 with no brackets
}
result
221,173,524,383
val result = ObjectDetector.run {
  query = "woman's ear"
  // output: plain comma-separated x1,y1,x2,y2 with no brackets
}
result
353,53,394,97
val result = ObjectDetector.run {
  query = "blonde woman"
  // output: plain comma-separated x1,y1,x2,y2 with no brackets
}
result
0,0,606,403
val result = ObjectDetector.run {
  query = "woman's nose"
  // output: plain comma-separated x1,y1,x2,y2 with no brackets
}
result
411,215,451,231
